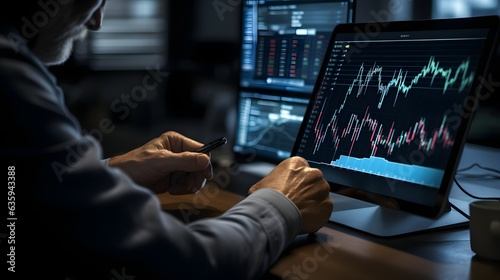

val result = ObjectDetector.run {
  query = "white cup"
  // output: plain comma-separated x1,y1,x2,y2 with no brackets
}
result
469,200,500,261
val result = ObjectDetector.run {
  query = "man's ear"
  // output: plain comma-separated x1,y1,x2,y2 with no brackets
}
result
85,2,106,31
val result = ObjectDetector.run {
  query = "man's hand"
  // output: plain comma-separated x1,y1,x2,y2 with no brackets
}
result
249,156,333,234
108,131,213,194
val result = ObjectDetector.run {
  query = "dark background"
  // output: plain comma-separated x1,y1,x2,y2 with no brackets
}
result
49,0,500,161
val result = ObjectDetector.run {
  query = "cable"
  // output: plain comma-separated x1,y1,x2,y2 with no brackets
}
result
449,201,470,220
455,173,500,179
453,177,500,201
450,163,500,220
455,163,500,179
456,163,500,176
454,163,500,198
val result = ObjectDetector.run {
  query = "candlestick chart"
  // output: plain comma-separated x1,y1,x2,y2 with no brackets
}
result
297,39,484,187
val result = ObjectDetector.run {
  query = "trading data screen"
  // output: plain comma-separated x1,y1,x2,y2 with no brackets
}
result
295,28,489,205
240,0,354,92
235,0,355,162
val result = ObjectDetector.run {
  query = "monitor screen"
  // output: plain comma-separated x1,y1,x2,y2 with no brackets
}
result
431,0,500,149
234,0,356,163
292,16,499,218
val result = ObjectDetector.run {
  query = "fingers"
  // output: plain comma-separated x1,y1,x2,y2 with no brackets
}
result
249,156,333,234
159,131,204,152
156,131,213,177
284,156,309,168
150,171,207,195
158,151,212,174
168,171,207,195
144,132,214,195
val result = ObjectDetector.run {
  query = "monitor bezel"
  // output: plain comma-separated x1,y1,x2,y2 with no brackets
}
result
291,15,500,218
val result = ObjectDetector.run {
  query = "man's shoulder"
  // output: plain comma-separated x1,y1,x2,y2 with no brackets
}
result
0,25,48,78
0,25,34,60
0,28,57,100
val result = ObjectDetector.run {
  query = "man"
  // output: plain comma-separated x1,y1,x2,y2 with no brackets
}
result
1,1,333,279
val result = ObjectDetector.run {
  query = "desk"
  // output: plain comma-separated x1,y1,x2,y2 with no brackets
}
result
158,143,500,279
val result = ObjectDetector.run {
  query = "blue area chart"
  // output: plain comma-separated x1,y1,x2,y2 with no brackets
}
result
330,155,444,187
299,39,482,188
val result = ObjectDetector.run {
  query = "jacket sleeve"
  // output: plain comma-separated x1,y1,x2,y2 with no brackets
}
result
35,136,302,280
1,32,301,279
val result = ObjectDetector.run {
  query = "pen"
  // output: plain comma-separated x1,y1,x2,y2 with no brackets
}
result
195,137,227,153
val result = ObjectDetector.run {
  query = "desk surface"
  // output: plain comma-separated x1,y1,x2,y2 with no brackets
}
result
158,143,500,279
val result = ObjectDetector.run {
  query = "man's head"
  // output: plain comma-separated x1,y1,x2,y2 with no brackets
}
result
2,0,107,66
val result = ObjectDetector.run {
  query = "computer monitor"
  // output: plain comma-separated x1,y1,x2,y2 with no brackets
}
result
431,0,500,149
291,16,499,236
233,0,356,165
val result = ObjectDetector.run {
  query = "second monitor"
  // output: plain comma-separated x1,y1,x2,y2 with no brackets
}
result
234,0,356,164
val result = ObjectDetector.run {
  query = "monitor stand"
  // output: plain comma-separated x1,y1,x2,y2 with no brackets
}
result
328,193,469,237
